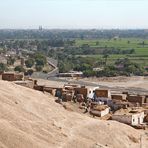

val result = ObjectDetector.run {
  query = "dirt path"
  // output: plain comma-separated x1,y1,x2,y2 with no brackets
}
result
38,76,148,94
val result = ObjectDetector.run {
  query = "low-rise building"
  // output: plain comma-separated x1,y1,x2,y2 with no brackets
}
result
74,87,88,99
111,100,134,111
112,108,144,126
2,72,24,81
57,71,83,77
111,94,127,101
94,89,112,106
90,105,110,117
95,89,111,98
145,96,148,103
144,114,148,122
127,95,145,106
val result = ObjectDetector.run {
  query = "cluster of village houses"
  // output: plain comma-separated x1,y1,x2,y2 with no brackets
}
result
0,71,148,129
53,83,148,128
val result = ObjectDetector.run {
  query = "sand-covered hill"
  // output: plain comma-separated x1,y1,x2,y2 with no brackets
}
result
0,80,147,148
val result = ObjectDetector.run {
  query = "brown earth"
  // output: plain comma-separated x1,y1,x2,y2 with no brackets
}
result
0,80,148,148
36,76,148,93
83,76,148,90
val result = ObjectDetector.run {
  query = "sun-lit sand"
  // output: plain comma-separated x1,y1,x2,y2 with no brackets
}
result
0,80,147,148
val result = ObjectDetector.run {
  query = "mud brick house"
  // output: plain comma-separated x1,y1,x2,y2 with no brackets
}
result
74,87,88,99
127,95,145,106
145,96,148,103
90,105,110,117
111,94,127,101
2,72,24,81
95,89,111,98
112,109,144,126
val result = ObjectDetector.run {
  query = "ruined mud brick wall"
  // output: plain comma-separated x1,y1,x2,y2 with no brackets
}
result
111,94,127,101
34,85,44,91
2,73,24,81
14,74,24,81
95,89,111,98
2,73,15,81
127,95,145,106
74,87,88,99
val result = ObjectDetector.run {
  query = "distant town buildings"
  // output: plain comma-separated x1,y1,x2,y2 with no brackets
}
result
39,26,43,31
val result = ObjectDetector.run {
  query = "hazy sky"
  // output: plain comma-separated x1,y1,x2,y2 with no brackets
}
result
0,0,148,29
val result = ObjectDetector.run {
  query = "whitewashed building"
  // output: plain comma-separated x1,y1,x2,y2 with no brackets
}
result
90,105,110,117
112,109,144,126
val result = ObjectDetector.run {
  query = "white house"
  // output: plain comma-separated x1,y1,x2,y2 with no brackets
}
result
90,105,110,117
112,109,144,126
87,87,99,100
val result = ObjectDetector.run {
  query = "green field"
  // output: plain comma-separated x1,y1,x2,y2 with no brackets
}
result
75,38,148,66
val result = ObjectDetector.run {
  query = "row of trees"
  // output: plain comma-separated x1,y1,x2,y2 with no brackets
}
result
0,52,47,76
58,55,146,77
102,48,135,55
0,63,34,76
14,66,34,76
0,29,148,40
0,39,65,51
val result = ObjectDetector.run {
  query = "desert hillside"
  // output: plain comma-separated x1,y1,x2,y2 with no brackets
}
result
0,80,147,148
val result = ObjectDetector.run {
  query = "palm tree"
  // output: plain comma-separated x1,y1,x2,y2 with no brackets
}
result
103,54,109,66
142,41,145,47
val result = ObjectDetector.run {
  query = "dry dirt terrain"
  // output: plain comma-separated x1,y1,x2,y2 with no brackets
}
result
0,80,148,148
82,76,148,91
37,76,148,91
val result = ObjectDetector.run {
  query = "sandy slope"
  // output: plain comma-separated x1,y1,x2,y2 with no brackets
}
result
0,80,147,148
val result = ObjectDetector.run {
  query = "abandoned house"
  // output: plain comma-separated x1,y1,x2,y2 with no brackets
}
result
95,89,111,98
111,94,127,101
127,95,146,106
2,72,24,81
74,87,88,99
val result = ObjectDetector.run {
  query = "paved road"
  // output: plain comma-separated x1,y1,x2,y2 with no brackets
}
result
32,58,59,79
47,58,59,77
33,57,148,95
